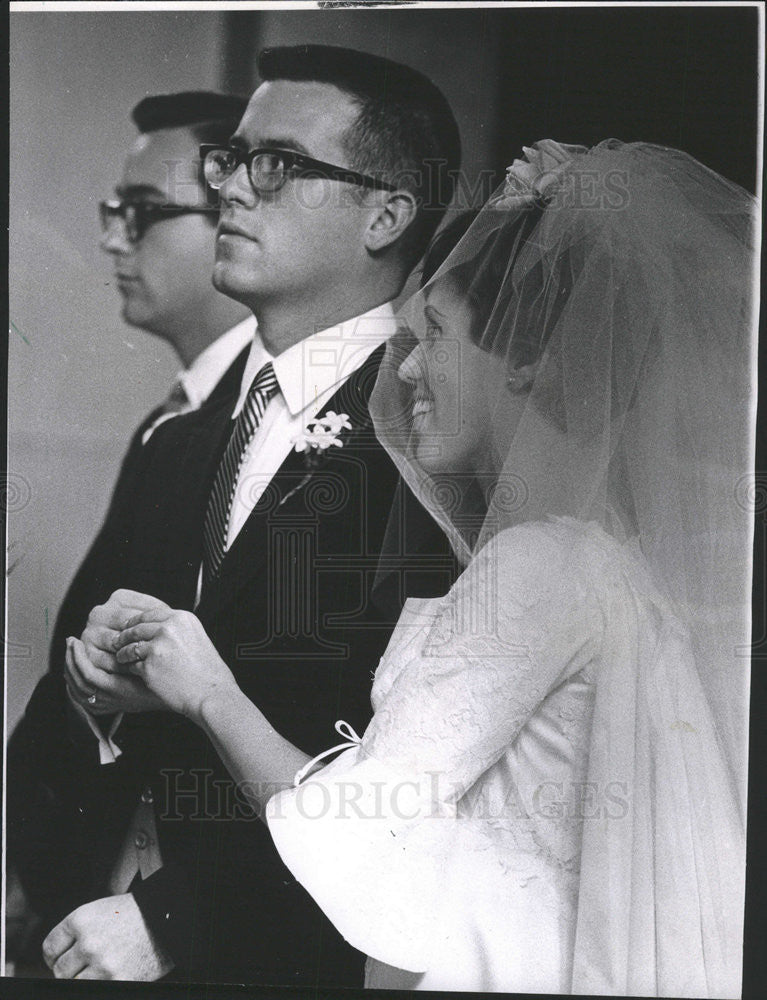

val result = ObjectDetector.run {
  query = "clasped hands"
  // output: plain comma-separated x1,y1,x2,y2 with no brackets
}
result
65,589,238,722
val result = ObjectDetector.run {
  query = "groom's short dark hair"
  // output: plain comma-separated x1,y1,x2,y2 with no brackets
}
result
257,44,462,266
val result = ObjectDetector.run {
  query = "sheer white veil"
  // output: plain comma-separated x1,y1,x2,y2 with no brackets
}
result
370,140,756,995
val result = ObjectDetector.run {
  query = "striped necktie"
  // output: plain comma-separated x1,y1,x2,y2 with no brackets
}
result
202,362,279,586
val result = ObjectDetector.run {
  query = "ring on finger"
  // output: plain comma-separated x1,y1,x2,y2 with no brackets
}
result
87,693,97,706
132,640,146,661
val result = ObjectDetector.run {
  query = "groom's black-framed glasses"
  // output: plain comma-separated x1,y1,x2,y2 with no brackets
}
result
99,198,213,244
200,143,396,195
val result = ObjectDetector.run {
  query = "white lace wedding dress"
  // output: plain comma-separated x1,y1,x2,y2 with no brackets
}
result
267,518,744,995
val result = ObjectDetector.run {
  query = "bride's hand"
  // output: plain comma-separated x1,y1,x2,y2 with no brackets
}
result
112,607,238,722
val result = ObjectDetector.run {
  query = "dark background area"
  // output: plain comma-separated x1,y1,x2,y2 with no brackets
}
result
222,5,759,193
491,5,759,192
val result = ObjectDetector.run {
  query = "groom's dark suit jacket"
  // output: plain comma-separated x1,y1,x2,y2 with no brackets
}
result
9,344,455,986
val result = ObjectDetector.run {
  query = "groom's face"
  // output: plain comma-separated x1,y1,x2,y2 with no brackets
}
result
212,79,373,309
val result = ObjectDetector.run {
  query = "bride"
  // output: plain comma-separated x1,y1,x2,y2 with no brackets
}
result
68,140,754,995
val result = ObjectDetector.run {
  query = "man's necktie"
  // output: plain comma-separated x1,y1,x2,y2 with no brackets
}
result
202,362,279,587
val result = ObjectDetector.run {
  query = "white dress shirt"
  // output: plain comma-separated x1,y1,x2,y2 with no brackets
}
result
227,302,396,545
193,302,397,605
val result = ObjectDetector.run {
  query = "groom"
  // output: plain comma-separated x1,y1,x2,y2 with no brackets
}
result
42,46,460,985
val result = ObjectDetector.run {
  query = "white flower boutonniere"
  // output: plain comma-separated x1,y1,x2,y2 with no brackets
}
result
293,411,352,470
279,412,353,509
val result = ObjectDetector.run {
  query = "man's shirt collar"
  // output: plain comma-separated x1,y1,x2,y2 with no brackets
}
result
233,302,396,419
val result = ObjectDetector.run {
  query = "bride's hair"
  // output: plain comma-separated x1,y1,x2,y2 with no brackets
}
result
420,210,479,286
419,205,574,370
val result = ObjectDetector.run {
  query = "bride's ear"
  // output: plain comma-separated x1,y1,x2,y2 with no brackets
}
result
506,362,538,393
363,190,419,253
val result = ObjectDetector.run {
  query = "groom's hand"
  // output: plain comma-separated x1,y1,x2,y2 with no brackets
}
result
65,637,165,716
42,892,174,980
65,591,173,715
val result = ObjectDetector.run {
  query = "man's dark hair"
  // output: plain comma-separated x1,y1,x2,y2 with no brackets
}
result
132,91,249,204
132,91,248,142
257,45,462,267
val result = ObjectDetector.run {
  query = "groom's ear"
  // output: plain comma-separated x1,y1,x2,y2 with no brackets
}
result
363,190,419,253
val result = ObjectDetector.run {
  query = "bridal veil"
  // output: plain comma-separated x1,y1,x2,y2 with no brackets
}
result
369,140,757,995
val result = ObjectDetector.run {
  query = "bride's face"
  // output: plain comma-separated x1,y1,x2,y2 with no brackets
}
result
397,280,512,475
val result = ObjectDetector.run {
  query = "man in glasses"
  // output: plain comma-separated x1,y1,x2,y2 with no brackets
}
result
99,91,253,403
6,91,252,976
36,46,460,986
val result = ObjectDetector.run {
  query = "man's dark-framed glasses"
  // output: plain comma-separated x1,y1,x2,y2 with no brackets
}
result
98,198,213,243
200,144,396,194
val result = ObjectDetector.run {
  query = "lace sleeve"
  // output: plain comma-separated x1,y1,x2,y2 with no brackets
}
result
363,521,603,797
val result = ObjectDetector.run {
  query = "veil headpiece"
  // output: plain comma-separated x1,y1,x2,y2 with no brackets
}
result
372,139,756,799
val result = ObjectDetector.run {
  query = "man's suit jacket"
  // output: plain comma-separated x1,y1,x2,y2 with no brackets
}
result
8,344,455,986
6,347,249,938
